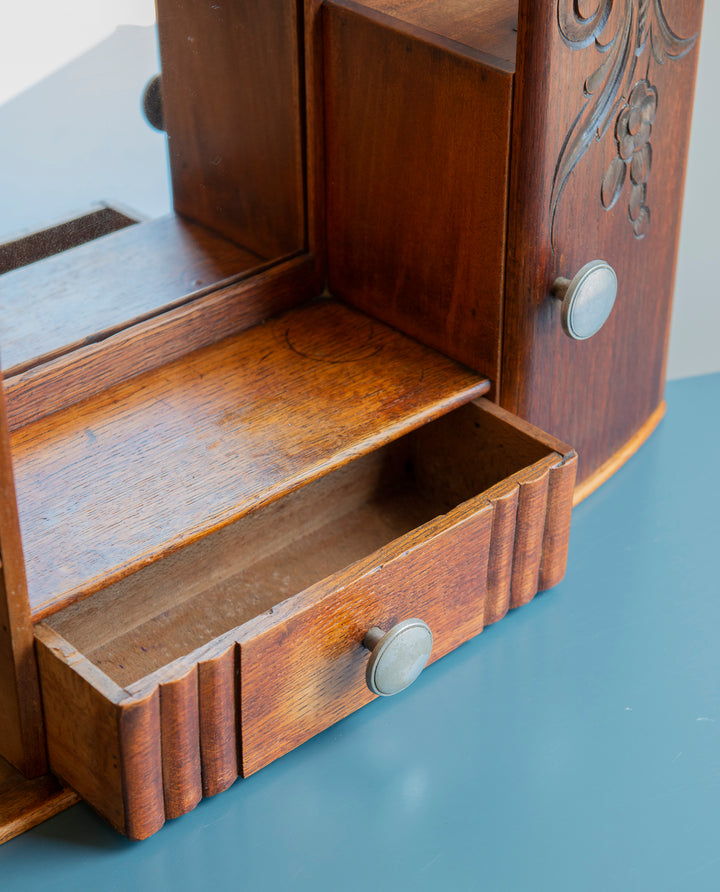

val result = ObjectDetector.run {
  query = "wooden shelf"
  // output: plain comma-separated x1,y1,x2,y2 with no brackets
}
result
0,214,263,377
11,300,489,619
0,755,77,845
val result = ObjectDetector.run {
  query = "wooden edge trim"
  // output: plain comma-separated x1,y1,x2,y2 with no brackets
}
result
323,0,516,72
509,461,551,609
484,483,519,625
159,666,202,820
198,646,239,798
538,452,578,591
118,688,165,840
573,401,666,506
5,254,318,431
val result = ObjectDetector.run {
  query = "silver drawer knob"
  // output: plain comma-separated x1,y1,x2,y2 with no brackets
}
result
552,260,617,340
363,619,433,697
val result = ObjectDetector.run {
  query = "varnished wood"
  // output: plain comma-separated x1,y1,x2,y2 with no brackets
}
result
12,300,488,619
303,0,329,289
157,0,305,260
0,204,138,275
356,0,518,65
323,0,513,388
509,460,551,609
3,0,700,844
239,497,494,776
35,399,574,834
0,755,77,845
118,690,165,840
0,214,262,378
0,380,45,775
501,0,703,485
538,451,577,590
3,255,316,431
572,401,666,506
4,255,317,432
198,646,238,797
34,626,129,832
159,668,202,819
483,481,518,624
34,625,166,839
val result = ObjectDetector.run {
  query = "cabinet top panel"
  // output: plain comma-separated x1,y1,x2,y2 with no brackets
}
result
351,0,518,67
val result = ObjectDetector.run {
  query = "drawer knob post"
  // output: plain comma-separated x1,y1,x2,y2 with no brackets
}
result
362,619,433,697
552,260,617,340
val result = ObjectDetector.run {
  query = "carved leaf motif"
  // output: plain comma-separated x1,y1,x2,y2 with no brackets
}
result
552,0,697,244
602,156,627,209
551,1,639,245
650,0,698,63
557,0,613,49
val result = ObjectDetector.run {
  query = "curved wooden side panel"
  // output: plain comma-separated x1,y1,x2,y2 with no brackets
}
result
502,0,703,486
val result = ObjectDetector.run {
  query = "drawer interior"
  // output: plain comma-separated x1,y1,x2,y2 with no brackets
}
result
44,400,554,689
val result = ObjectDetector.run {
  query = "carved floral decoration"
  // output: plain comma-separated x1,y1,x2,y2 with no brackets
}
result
551,0,698,241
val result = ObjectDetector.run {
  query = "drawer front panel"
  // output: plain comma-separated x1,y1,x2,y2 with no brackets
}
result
238,500,495,777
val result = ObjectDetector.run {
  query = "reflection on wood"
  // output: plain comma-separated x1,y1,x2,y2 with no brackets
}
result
0,215,263,377
11,300,489,619
0,204,139,275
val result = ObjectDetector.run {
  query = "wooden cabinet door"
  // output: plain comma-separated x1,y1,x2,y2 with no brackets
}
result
502,0,704,490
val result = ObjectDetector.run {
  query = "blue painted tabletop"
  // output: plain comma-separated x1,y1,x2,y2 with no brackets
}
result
1,373,719,891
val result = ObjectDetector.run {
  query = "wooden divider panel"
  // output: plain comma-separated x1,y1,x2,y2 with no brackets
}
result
323,0,513,385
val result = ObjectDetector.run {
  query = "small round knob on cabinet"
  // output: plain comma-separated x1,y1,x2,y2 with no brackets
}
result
552,260,618,340
363,619,433,697
142,74,164,132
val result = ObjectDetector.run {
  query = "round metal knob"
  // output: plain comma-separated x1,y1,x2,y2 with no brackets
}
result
142,74,164,132
552,260,617,340
363,619,433,697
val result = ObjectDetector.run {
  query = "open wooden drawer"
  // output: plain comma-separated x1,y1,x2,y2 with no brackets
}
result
33,391,575,839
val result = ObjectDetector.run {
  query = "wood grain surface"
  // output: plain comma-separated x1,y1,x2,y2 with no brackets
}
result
35,399,574,836
355,0,518,65
4,256,317,432
159,668,202,820
0,754,77,845
0,214,262,378
238,497,494,776
0,379,45,775
34,625,166,839
157,0,305,260
12,300,489,619
323,1,513,388
198,646,238,797
501,0,703,484
34,625,129,833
